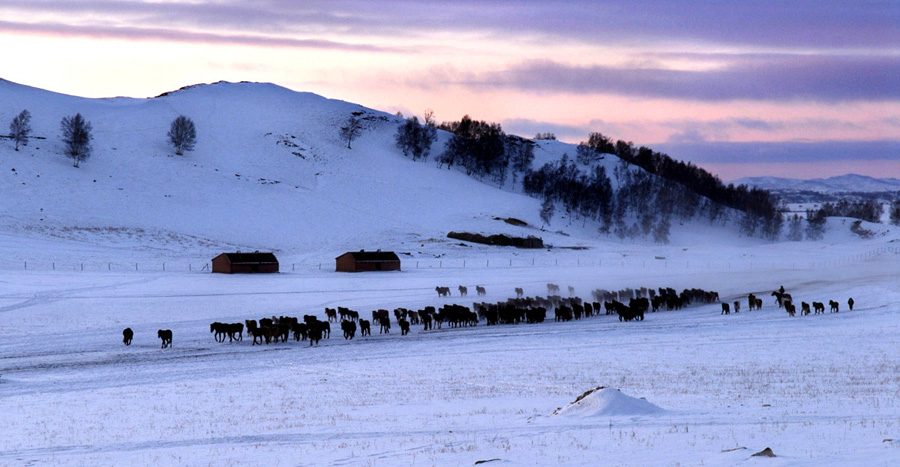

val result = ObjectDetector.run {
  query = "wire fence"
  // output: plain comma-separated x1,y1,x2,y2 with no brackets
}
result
6,246,898,274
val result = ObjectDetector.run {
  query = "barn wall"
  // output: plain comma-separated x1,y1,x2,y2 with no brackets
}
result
335,255,357,272
259,263,279,273
212,256,232,274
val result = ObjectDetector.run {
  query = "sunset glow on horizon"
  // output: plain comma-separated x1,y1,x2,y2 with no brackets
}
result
1,0,897,180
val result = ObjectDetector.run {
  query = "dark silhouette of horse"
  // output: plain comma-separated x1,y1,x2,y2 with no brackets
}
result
458,285,468,297
245,319,258,336
228,323,244,342
515,287,524,298
829,300,839,313
372,309,389,325
359,319,371,336
325,308,337,322
848,297,854,310
784,301,796,317
748,294,757,310
292,322,308,341
263,326,281,344
122,328,133,346
435,286,451,297
568,286,575,296
476,286,486,296
250,327,265,345
733,301,740,313
547,283,560,294
210,322,227,342
341,320,357,340
721,303,730,315
379,316,391,334
813,302,825,314
308,325,323,346
399,319,410,335
157,329,172,348
772,291,792,308
419,311,433,330
801,302,811,316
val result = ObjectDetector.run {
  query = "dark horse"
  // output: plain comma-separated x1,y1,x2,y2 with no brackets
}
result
341,320,357,340
771,291,792,308
157,329,172,348
122,327,133,346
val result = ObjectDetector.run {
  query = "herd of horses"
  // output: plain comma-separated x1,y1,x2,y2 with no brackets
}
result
120,283,858,348
759,288,855,317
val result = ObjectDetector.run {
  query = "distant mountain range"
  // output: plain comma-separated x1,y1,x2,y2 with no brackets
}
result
733,174,900,194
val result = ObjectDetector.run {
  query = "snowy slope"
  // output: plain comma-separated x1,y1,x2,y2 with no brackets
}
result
0,79,557,257
1,78,769,266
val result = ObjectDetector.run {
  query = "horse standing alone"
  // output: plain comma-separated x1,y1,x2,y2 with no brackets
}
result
157,329,172,348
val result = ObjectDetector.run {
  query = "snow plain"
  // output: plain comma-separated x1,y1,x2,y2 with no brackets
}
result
1,235,898,466
1,79,899,465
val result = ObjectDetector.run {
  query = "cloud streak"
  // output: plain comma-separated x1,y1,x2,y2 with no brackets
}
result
0,20,402,52
656,140,900,165
3,0,898,50
461,56,900,102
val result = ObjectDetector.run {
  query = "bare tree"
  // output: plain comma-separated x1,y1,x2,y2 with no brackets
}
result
167,115,197,156
340,116,362,149
540,198,555,230
787,214,804,241
9,109,31,151
60,113,93,167
395,115,437,161
890,200,900,226
424,109,436,128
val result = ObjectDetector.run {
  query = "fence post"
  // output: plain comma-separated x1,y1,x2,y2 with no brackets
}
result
24,261,27,270
163,262,166,271
52,262,55,270
487,260,489,267
189,263,192,271
463,260,466,268
417,261,419,269
81,263,84,271
136,263,138,271
108,263,110,271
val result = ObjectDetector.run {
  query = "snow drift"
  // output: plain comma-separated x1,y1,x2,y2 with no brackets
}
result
552,386,666,418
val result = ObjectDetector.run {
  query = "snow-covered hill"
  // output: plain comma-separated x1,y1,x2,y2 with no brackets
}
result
734,174,900,194
1,78,894,269
0,78,744,263
0,79,565,259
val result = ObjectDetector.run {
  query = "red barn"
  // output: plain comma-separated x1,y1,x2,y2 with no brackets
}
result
335,250,401,272
212,252,279,274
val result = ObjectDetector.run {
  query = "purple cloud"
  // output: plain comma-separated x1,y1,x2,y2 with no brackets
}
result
3,0,897,50
0,20,402,52
656,140,900,165
462,55,900,102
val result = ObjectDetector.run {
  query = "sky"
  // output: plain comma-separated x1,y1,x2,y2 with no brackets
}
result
1,0,898,180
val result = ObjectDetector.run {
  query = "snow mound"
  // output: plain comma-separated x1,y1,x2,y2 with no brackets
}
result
552,387,666,418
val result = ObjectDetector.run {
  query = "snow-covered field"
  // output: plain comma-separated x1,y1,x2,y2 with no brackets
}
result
1,235,898,466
